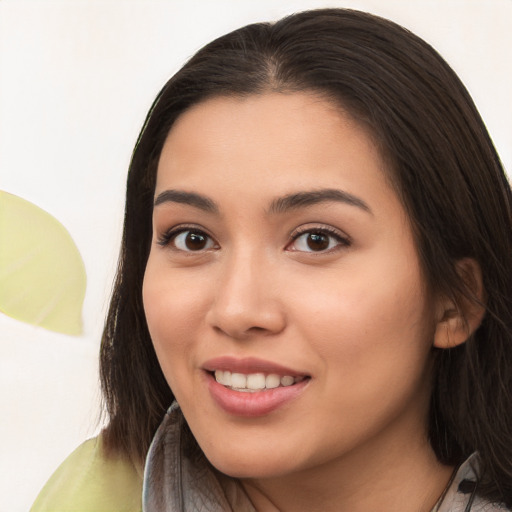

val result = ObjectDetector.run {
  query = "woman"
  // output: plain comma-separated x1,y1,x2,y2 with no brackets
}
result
32,8,512,512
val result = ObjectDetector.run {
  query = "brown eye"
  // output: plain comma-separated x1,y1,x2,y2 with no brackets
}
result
306,233,330,251
184,232,207,250
172,230,215,251
288,228,350,253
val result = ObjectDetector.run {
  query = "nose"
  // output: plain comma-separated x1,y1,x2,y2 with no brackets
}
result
206,250,286,340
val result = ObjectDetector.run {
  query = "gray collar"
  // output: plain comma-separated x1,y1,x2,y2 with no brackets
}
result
143,402,255,512
435,453,506,512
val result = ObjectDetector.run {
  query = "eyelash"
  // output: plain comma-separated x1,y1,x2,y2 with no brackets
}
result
157,225,216,251
156,225,351,253
288,225,351,253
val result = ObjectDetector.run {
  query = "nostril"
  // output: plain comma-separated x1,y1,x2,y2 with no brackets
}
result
247,326,268,333
211,324,275,340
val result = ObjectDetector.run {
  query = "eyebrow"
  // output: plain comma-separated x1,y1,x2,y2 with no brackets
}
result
154,190,219,213
153,187,372,216
268,189,372,215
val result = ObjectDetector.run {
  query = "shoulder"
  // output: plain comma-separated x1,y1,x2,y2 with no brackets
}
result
30,434,143,512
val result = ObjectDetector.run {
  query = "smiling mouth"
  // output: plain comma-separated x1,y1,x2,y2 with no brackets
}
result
213,370,309,392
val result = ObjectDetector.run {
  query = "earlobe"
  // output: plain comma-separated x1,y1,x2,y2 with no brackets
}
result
433,258,486,349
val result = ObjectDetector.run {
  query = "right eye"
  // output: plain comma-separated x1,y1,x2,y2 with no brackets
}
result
158,228,217,252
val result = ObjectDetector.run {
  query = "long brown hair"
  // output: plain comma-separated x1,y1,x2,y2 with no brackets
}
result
100,8,512,505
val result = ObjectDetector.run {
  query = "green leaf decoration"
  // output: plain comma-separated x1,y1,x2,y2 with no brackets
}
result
0,191,86,335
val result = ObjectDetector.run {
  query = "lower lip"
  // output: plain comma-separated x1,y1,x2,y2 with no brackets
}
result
206,373,309,417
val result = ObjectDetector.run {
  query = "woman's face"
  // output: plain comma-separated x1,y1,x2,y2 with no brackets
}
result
143,92,439,479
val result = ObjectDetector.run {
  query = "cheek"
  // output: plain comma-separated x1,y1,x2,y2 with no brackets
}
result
142,259,210,383
289,269,435,449
291,250,435,388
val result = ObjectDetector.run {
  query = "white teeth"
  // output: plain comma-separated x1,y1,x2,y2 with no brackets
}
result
246,373,266,390
230,372,247,388
280,375,295,386
215,370,232,386
214,370,304,391
265,374,281,389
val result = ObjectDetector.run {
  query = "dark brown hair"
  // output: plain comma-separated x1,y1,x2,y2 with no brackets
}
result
100,8,512,505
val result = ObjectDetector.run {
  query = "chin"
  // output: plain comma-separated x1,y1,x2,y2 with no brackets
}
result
202,444,299,480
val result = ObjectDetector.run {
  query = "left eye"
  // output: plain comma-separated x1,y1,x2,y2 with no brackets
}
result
289,230,348,253
169,230,216,252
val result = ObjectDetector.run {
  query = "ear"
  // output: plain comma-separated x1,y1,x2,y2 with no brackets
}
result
433,258,486,349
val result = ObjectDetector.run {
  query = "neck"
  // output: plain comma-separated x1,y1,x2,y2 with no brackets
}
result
240,423,454,512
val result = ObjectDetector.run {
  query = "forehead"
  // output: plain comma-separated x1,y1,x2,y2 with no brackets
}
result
155,93,394,216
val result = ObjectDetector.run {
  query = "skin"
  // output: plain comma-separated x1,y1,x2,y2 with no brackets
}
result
142,92,455,511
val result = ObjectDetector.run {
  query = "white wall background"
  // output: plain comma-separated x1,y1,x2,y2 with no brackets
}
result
0,1,510,510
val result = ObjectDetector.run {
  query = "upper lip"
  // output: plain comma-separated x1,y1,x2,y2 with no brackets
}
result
202,356,309,377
